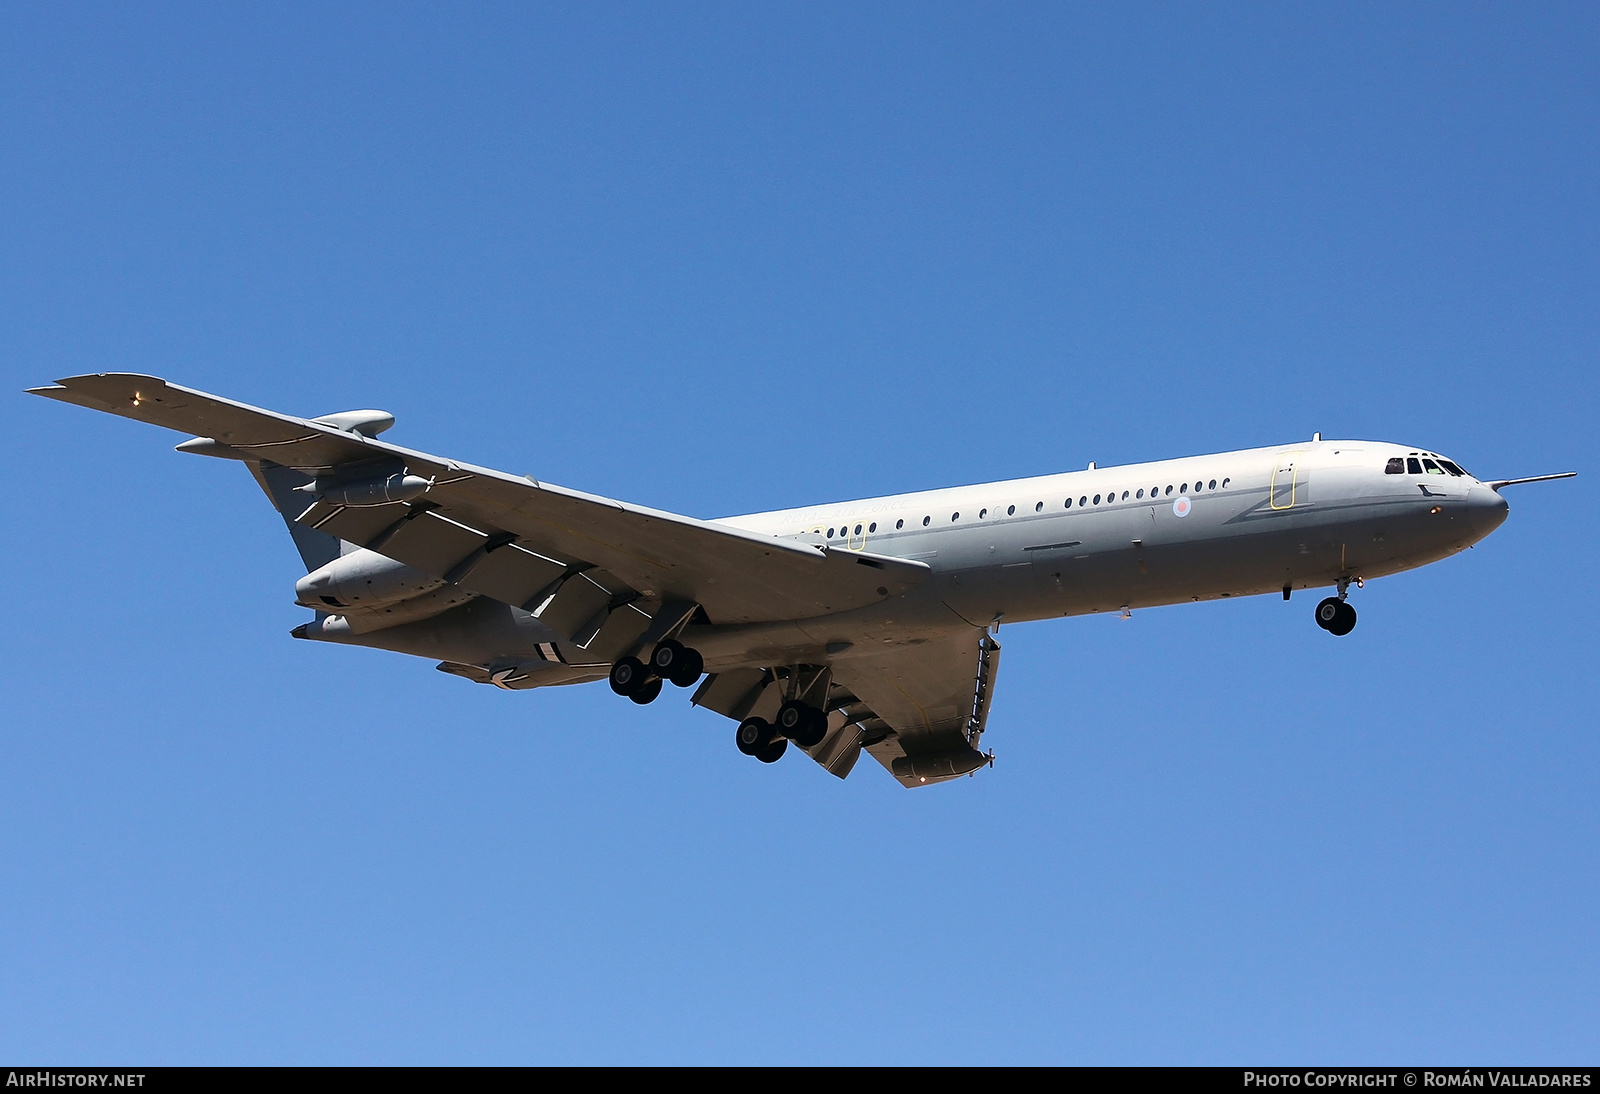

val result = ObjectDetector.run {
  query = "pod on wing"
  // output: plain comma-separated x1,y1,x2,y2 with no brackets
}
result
299,473,431,507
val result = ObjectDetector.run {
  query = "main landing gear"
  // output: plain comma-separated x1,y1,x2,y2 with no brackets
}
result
734,700,828,764
1314,576,1359,636
608,639,704,704
736,717,788,763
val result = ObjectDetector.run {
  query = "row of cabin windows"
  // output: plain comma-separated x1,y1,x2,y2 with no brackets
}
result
1385,455,1468,477
814,476,1232,539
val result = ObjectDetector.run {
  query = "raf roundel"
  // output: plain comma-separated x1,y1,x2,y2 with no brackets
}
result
1173,496,1192,518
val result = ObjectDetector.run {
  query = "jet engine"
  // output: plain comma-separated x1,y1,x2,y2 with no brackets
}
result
295,548,446,612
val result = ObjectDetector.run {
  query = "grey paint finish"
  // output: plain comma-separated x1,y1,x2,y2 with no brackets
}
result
32,375,1554,788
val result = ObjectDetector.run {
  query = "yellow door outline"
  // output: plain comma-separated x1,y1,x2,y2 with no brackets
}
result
1270,452,1301,510
847,522,867,551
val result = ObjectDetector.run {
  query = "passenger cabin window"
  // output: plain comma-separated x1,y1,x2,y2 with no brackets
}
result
1407,457,1423,474
1121,490,1129,501
951,512,959,522
827,527,835,538
1136,489,1144,499
1164,485,1173,496
1208,479,1217,489
923,516,931,526
1035,502,1043,513
1180,483,1187,494
1093,494,1101,505
1421,459,1445,475
979,508,988,519
1007,505,1016,516
896,519,904,529
1079,496,1087,507
1385,458,1405,474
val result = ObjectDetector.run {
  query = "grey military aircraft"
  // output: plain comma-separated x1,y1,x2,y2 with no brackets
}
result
30,374,1574,787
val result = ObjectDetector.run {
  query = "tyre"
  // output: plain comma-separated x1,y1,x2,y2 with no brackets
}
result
776,700,810,737
792,707,828,749
628,677,663,704
755,737,788,764
609,656,646,696
668,647,704,688
1327,602,1357,637
650,639,686,675
736,717,771,756
1314,597,1341,631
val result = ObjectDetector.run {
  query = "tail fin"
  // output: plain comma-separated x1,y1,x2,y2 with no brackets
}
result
248,460,343,571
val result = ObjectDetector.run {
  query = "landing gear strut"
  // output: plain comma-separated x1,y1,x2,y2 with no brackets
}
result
1314,576,1358,636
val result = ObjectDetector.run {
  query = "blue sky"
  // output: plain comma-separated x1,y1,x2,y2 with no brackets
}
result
2,2,1595,1063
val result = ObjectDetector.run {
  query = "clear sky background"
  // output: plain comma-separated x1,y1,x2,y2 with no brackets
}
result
2,2,1595,1064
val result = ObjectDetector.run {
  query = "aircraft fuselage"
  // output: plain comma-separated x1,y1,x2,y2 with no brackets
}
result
314,437,1508,675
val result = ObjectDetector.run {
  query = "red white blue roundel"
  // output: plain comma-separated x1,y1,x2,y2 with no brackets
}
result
1173,496,1192,518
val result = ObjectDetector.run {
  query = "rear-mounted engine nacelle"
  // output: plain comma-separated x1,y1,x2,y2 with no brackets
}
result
295,549,445,611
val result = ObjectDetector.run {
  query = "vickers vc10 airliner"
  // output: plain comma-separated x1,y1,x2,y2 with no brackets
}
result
30,374,1573,788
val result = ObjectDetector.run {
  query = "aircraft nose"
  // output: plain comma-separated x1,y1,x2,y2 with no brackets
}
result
1467,484,1509,534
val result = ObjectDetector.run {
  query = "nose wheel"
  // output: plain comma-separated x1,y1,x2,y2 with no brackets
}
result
1314,596,1357,636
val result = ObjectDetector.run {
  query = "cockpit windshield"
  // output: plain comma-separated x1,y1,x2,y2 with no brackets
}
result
1389,453,1472,478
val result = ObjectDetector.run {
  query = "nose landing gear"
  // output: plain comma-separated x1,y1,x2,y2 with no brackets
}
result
1314,576,1359,636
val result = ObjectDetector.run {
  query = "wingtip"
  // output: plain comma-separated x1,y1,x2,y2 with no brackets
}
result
25,381,119,412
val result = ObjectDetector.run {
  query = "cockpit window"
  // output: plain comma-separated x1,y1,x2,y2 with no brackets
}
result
1406,457,1423,474
1385,457,1405,474
1438,459,1466,477
1421,458,1445,475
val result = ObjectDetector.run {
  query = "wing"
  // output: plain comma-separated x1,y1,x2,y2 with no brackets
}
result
691,626,1000,788
29,374,929,656
829,628,999,786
